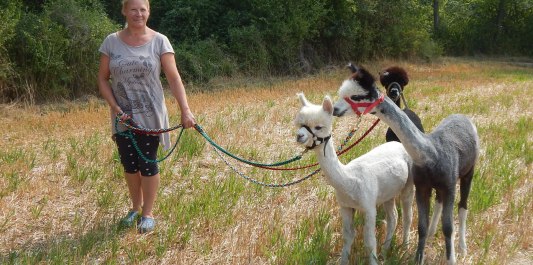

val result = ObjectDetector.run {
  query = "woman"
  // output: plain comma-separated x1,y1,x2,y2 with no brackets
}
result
97,0,195,233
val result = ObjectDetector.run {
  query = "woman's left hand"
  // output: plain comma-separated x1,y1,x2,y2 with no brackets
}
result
181,110,196,129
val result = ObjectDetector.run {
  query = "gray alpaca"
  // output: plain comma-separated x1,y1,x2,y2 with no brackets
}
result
332,64,480,265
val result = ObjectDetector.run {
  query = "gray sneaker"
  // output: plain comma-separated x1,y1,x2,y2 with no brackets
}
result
138,216,156,233
120,211,139,228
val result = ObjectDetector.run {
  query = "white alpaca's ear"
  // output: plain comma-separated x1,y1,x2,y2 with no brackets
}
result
297,92,309,107
323,95,333,115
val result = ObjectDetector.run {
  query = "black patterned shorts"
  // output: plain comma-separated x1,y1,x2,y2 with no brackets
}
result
114,132,160,177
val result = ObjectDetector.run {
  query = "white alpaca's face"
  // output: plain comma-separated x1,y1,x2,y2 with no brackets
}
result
294,93,334,149
332,79,369,117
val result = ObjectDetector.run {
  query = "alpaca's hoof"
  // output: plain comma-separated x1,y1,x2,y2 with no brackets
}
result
339,254,349,265
380,247,389,258
382,240,392,253
414,252,425,265
446,257,456,265
369,254,379,265
402,238,410,247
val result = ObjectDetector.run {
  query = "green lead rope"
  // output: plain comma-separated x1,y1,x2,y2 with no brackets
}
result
211,145,321,188
115,118,184,163
194,124,304,167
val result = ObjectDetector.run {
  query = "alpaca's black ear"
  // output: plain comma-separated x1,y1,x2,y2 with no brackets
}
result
347,62,358,73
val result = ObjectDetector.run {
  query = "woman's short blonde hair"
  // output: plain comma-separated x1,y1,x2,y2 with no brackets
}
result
121,0,150,13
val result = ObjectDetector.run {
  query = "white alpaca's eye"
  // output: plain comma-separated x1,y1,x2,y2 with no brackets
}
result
315,126,323,131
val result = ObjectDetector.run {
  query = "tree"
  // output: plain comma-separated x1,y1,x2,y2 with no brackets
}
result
438,0,533,56
433,0,440,34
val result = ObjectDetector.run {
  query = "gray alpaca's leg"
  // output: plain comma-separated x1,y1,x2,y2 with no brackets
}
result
441,189,457,265
400,183,414,246
339,207,355,265
415,187,431,265
382,199,398,252
363,207,378,265
458,209,468,255
428,191,443,238
458,167,474,256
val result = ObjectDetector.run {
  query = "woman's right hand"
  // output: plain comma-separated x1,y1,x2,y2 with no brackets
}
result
115,109,131,122
180,110,196,129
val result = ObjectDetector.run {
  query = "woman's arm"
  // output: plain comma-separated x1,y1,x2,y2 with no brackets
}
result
161,52,196,128
98,54,123,115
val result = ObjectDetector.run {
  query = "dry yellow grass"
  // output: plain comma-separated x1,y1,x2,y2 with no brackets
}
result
0,58,531,264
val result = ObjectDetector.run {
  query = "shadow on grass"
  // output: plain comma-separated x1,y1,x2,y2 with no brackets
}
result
1,218,136,264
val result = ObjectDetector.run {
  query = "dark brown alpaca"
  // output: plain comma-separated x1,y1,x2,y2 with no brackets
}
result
379,66,424,143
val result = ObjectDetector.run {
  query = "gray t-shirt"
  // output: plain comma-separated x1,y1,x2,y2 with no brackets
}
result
99,32,174,149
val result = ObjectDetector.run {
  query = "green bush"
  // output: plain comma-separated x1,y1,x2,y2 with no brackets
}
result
228,26,270,74
47,0,119,97
4,0,118,103
352,0,433,60
0,0,22,102
250,0,328,75
14,12,71,100
417,39,444,62
174,39,236,85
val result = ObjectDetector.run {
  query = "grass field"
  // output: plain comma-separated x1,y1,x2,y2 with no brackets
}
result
1,58,531,264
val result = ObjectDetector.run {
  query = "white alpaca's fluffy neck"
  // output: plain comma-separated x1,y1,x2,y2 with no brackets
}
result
314,135,356,190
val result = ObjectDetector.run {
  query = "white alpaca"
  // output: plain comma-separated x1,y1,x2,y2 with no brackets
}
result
294,93,414,265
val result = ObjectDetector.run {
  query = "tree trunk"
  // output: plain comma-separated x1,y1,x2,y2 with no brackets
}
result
494,0,506,52
433,0,440,34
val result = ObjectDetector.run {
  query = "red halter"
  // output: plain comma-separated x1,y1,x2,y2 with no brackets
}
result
344,93,385,116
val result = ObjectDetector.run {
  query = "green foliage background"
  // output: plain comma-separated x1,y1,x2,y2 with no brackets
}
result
0,0,531,102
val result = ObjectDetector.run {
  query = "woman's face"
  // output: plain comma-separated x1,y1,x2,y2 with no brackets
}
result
123,0,150,28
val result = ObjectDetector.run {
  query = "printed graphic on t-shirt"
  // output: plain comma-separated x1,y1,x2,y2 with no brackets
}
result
111,55,157,117
109,52,121,60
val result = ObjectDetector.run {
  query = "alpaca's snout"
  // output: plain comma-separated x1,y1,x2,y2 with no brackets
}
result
387,83,402,102
296,127,310,144
333,106,345,117
387,87,400,101
296,132,308,144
